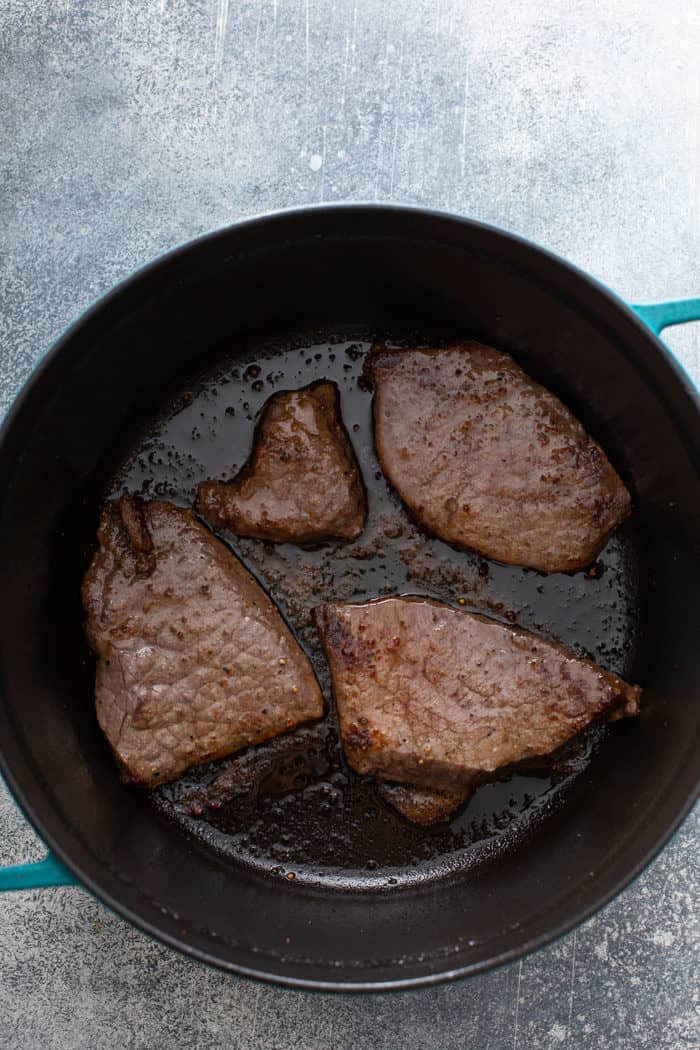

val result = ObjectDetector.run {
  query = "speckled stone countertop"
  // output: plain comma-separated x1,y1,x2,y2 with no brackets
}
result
1,2,698,1047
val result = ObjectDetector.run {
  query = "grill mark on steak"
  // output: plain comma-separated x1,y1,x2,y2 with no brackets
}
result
197,381,366,544
314,597,640,791
368,343,632,573
83,497,324,787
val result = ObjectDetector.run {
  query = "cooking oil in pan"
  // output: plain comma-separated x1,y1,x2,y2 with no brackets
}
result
115,334,641,889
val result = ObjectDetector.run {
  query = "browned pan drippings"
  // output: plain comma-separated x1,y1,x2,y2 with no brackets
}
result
113,332,641,888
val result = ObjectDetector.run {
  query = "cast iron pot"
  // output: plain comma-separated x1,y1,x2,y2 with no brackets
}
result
0,205,698,991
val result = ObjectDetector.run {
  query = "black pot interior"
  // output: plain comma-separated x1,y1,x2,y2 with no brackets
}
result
0,208,698,989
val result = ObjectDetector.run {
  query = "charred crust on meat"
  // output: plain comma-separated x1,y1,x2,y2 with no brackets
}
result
603,684,641,721
343,722,377,751
365,342,398,385
313,605,375,671
118,494,156,576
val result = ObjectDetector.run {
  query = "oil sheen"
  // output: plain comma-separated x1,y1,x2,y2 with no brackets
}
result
114,333,641,889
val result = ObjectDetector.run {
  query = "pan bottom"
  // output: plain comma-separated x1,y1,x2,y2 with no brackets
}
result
113,330,641,890
151,727,601,890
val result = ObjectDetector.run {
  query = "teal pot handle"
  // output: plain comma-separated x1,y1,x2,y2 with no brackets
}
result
0,781,77,891
632,297,700,335
0,853,77,891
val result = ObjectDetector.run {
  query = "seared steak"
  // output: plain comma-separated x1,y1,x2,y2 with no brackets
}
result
368,344,631,573
314,597,639,789
83,497,323,787
377,781,470,825
197,381,366,544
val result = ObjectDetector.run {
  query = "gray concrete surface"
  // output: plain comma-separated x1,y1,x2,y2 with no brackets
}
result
1,1,698,1047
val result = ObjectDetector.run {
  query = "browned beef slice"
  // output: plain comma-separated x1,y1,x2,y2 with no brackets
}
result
314,597,639,790
368,343,631,573
377,781,471,825
197,381,366,543
83,497,324,787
